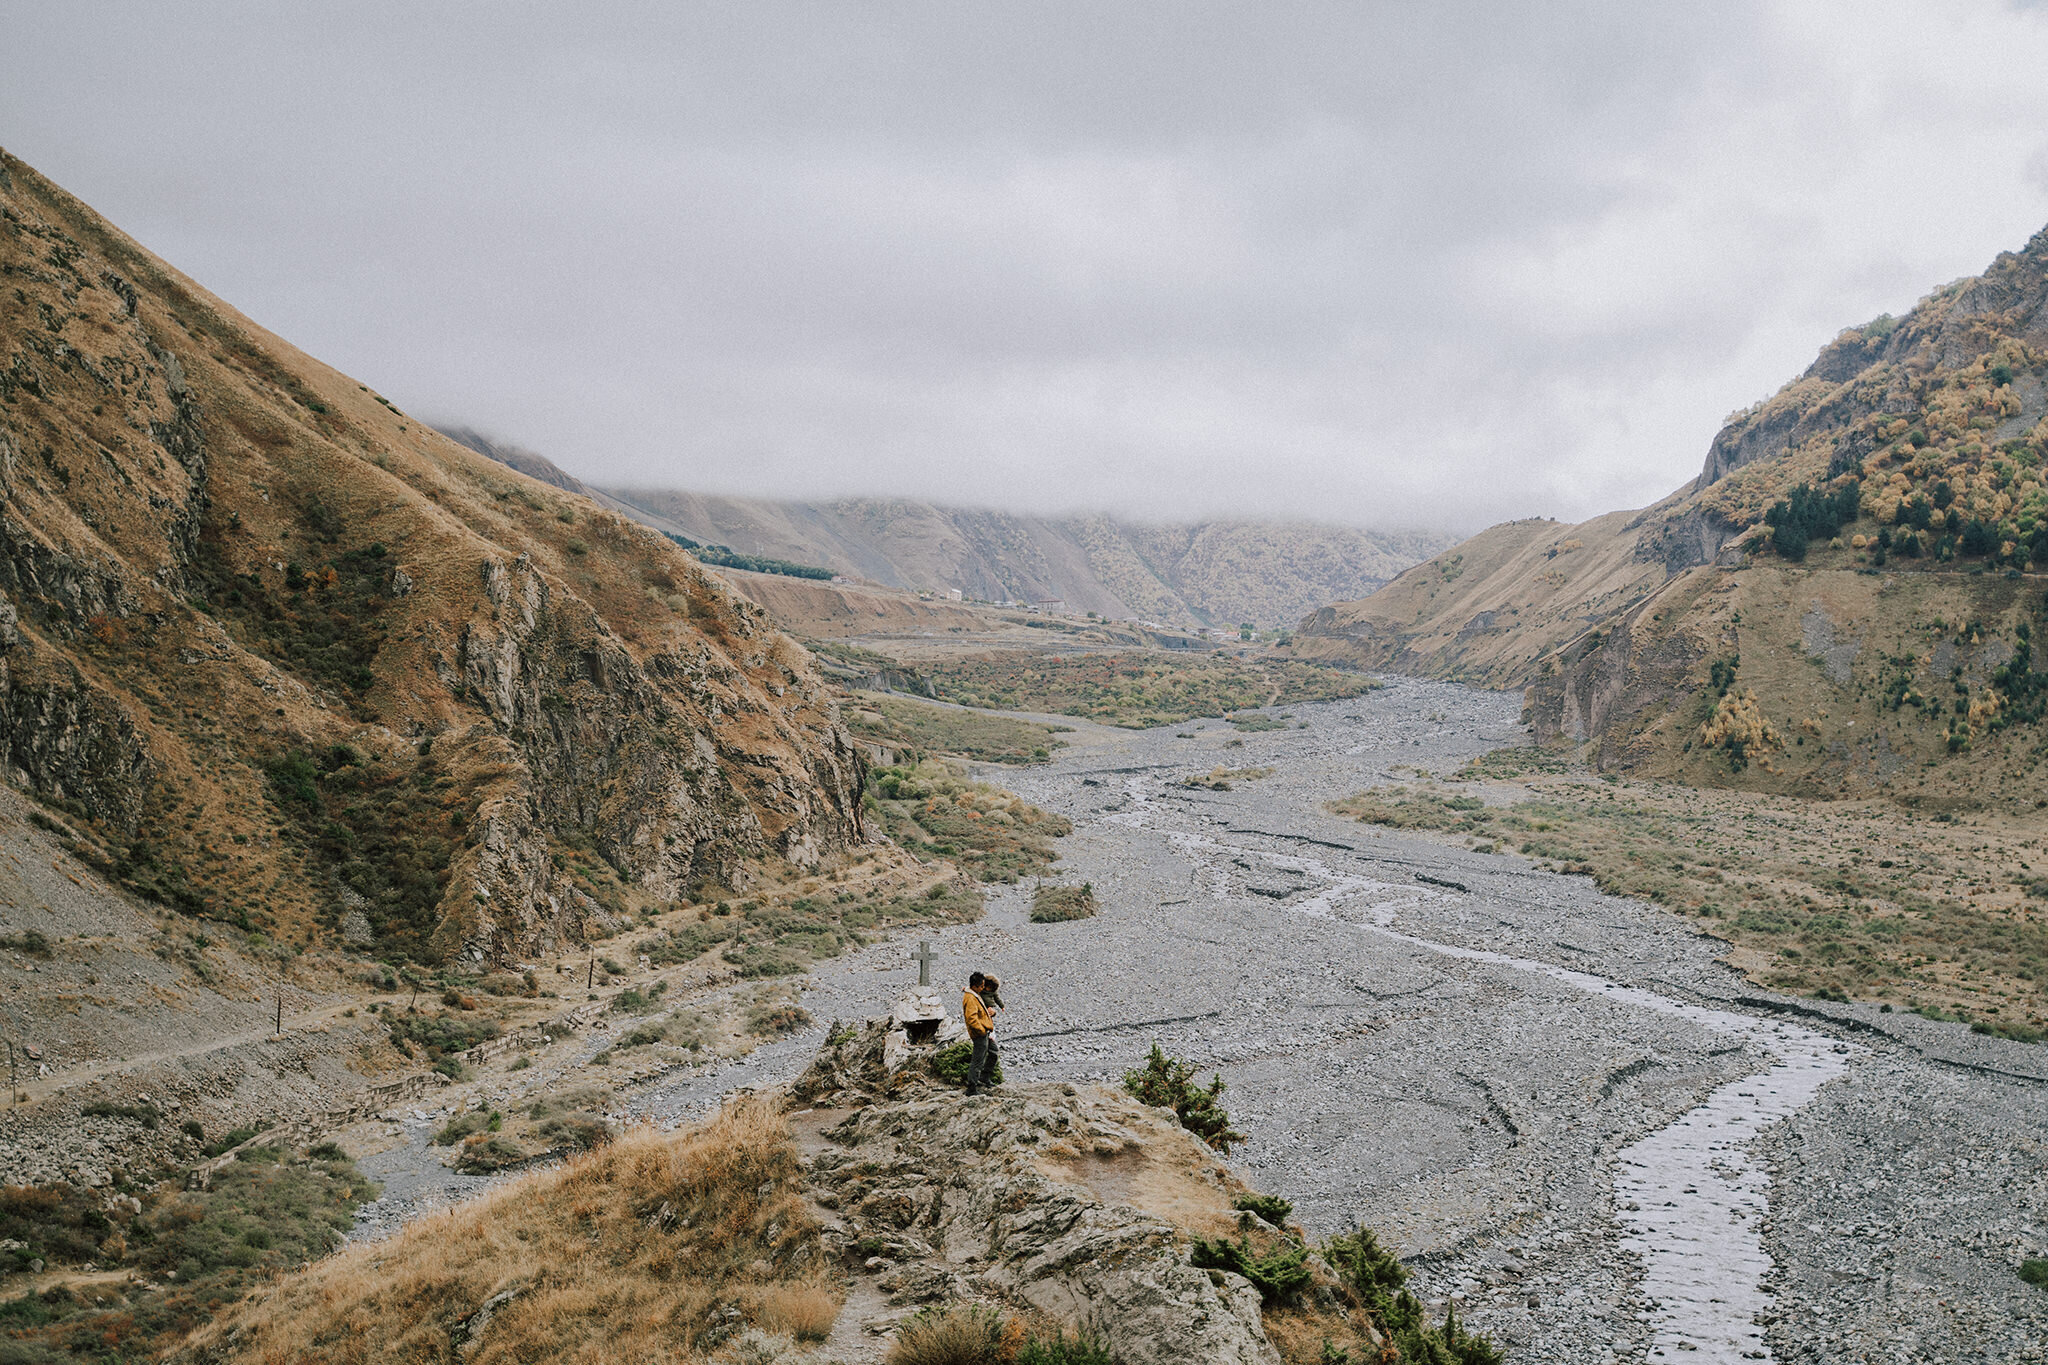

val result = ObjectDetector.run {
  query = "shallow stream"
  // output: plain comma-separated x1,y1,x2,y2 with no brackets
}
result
1130,783,1853,1364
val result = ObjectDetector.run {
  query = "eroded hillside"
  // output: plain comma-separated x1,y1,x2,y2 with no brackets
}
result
0,149,865,966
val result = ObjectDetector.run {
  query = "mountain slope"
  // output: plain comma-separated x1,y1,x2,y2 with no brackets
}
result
1297,222,2048,805
588,484,1450,630
0,149,864,964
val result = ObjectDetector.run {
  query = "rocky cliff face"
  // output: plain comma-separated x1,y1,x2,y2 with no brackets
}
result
0,149,865,962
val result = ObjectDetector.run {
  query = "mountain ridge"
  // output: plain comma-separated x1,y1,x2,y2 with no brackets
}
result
432,428,1452,630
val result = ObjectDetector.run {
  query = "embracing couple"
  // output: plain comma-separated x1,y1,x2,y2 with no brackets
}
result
961,970,1003,1095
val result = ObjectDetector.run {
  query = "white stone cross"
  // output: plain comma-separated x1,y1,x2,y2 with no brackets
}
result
914,939,936,987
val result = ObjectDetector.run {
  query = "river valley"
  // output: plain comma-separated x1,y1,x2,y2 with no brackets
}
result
354,679,2048,1364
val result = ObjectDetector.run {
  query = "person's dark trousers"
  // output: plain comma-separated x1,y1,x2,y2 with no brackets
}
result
967,1033,997,1091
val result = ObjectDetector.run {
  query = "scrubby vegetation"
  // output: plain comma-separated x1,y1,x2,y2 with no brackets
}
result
1324,1224,1501,1365
844,691,1070,765
193,539,396,721
385,1009,502,1076
1233,1193,1295,1227
1179,765,1275,790
1190,1233,1313,1306
262,744,468,958
1029,883,1098,923
0,1147,378,1361
1706,346,2048,573
886,1302,1019,1364
867,760,1072,883
1332,773,2048,1030
931,1038,1003,1088
1032,879,1097,925
916,651,1378,728
1123,1044,1244,1154
663,531,835,579
0,929,52,958
644,876,981,980
1760,481,1862,561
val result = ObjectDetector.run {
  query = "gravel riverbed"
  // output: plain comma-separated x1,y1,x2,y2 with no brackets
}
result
367,679,2048,1363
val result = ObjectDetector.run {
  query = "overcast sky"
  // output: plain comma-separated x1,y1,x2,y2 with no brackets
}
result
8,3,2048,533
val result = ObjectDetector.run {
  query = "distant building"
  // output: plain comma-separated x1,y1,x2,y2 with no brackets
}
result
1031,598,1066,613
944,588,962,601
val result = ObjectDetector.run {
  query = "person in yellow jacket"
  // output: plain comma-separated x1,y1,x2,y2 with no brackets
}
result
963,970,1001,1095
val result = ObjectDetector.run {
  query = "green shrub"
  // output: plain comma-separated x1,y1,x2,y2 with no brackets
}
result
0,930,51,958
1233,1193,1294,1227
2020,1257,2048,1287
1324,1225,1501,1364
455,1134,526,1173
931,1038,1003,1088
1189,1234,1312,1306
260,748,465,958
433,1111,493,1146
1018,1329,1119,1365
1123,1044,1243,1154
136,1148,378,1286
387,1010,500,1061
0,1184,115,1269
616,1022,670,1049
81,1101,159,1129
1971,1019,2044,1043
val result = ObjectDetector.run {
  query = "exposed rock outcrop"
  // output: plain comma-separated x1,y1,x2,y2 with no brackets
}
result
786,1020,1384,1364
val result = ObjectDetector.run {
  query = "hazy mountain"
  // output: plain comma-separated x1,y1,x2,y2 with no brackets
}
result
430,430,1448,630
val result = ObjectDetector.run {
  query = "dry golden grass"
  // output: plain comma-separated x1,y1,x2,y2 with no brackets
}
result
886,1303,1024,1365
751,1282,837,1343
186,1096,838,1365
1260,1303,1389,1365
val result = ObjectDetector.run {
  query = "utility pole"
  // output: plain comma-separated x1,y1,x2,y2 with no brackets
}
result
587,948,595,991
275,956,284,1035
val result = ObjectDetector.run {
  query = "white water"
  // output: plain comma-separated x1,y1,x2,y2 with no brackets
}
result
1113,780,1855,1364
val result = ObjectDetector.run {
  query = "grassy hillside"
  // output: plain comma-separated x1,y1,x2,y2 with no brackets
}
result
1289,508,1678,686
0,148,864,965
1296,219,2048,814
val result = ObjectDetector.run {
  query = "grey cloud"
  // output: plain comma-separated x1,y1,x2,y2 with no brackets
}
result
5,1,2047,532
